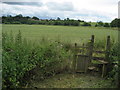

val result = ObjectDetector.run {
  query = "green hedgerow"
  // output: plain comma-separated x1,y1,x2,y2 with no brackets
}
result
2,31,73,88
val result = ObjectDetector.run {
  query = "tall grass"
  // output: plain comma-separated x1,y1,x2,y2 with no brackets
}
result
2,31,73,88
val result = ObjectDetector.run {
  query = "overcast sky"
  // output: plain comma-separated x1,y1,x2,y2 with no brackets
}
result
1,0,119,22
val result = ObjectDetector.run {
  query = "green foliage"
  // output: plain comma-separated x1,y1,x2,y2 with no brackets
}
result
12,21,21,24
2,14,81,26
2,14,118,28
82,22,91,26
110,18,120,27
4,22,11,24
94,40,119,87
97,21,104,27
109,43,119,86
32,16,39,20
94,40,106,49
95,24,98,27
2,31,72,88
104,23,110,27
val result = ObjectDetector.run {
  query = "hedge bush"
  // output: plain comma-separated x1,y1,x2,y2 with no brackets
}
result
2,31,73,88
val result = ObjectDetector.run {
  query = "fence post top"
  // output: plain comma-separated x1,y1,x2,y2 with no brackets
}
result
92,35,95,37
107,35,110,38
75,43,77,46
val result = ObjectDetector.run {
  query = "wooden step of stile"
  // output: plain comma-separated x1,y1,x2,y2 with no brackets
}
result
88,66,96,70
97,60,108,64
88,66,99,72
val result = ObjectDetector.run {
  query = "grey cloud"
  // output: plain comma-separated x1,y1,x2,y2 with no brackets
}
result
2,2,43,6
46,2,74,11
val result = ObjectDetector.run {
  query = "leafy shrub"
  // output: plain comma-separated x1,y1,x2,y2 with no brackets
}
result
109,43,119,87
12,21,21,24
2,31,73,88
97,21,104,27
4,22,11,24
82,22,91,26
110,18,120,27
104,23,110,27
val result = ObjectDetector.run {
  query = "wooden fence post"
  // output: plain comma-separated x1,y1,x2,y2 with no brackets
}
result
105,35,111,76
89,35,94,63
73,43,77,72
106,35,110,62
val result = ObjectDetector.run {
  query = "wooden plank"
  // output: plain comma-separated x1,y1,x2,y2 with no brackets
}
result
92,57,105,60
88,66,96,70
88,35,94,63
76,55,89,73
73,43,77,72
105,36,110,62
93,50,105,53
98,60,108,64
101,64,107,78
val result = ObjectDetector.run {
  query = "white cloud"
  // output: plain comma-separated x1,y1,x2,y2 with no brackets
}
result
1,0,119,22
46,2,74,11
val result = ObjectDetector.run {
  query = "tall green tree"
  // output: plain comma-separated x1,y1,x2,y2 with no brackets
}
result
32,16,39,20
104,23,110,27
110,18,120,27
97,21,104,26
57,17,61,20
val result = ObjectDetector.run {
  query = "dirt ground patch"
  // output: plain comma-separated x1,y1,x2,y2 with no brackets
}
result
27,73,115,88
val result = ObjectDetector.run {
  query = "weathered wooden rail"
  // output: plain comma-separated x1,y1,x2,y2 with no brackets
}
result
74,35,111,77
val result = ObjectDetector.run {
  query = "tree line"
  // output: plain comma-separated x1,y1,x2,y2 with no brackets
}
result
2,14,80,26
1,14,120,27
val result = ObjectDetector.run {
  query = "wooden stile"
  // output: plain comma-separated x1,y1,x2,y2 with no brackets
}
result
74,35,111,77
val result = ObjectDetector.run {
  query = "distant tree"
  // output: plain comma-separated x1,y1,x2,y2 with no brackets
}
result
64,20,71,26
104,23,110,27
7,15,12,17
2,14,94,26
72,20,80,26
54,21,59,25
80,20,84,22
57,17,61,20
4,22,10,24
95,24,98,27
67,18,70,20
2,16,7,23
14,14,23,18
78,19,81,22
25,16,31,19
6,17,13,23
32,16,39,20
12,21,21,24
82,22,91,26
97,21,103,26
110,18,120,27
2,16,6,19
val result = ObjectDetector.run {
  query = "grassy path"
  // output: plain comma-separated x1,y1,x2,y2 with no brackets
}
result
27,73,115,88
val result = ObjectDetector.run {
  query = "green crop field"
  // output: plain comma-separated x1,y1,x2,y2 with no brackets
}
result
2,24,118,44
